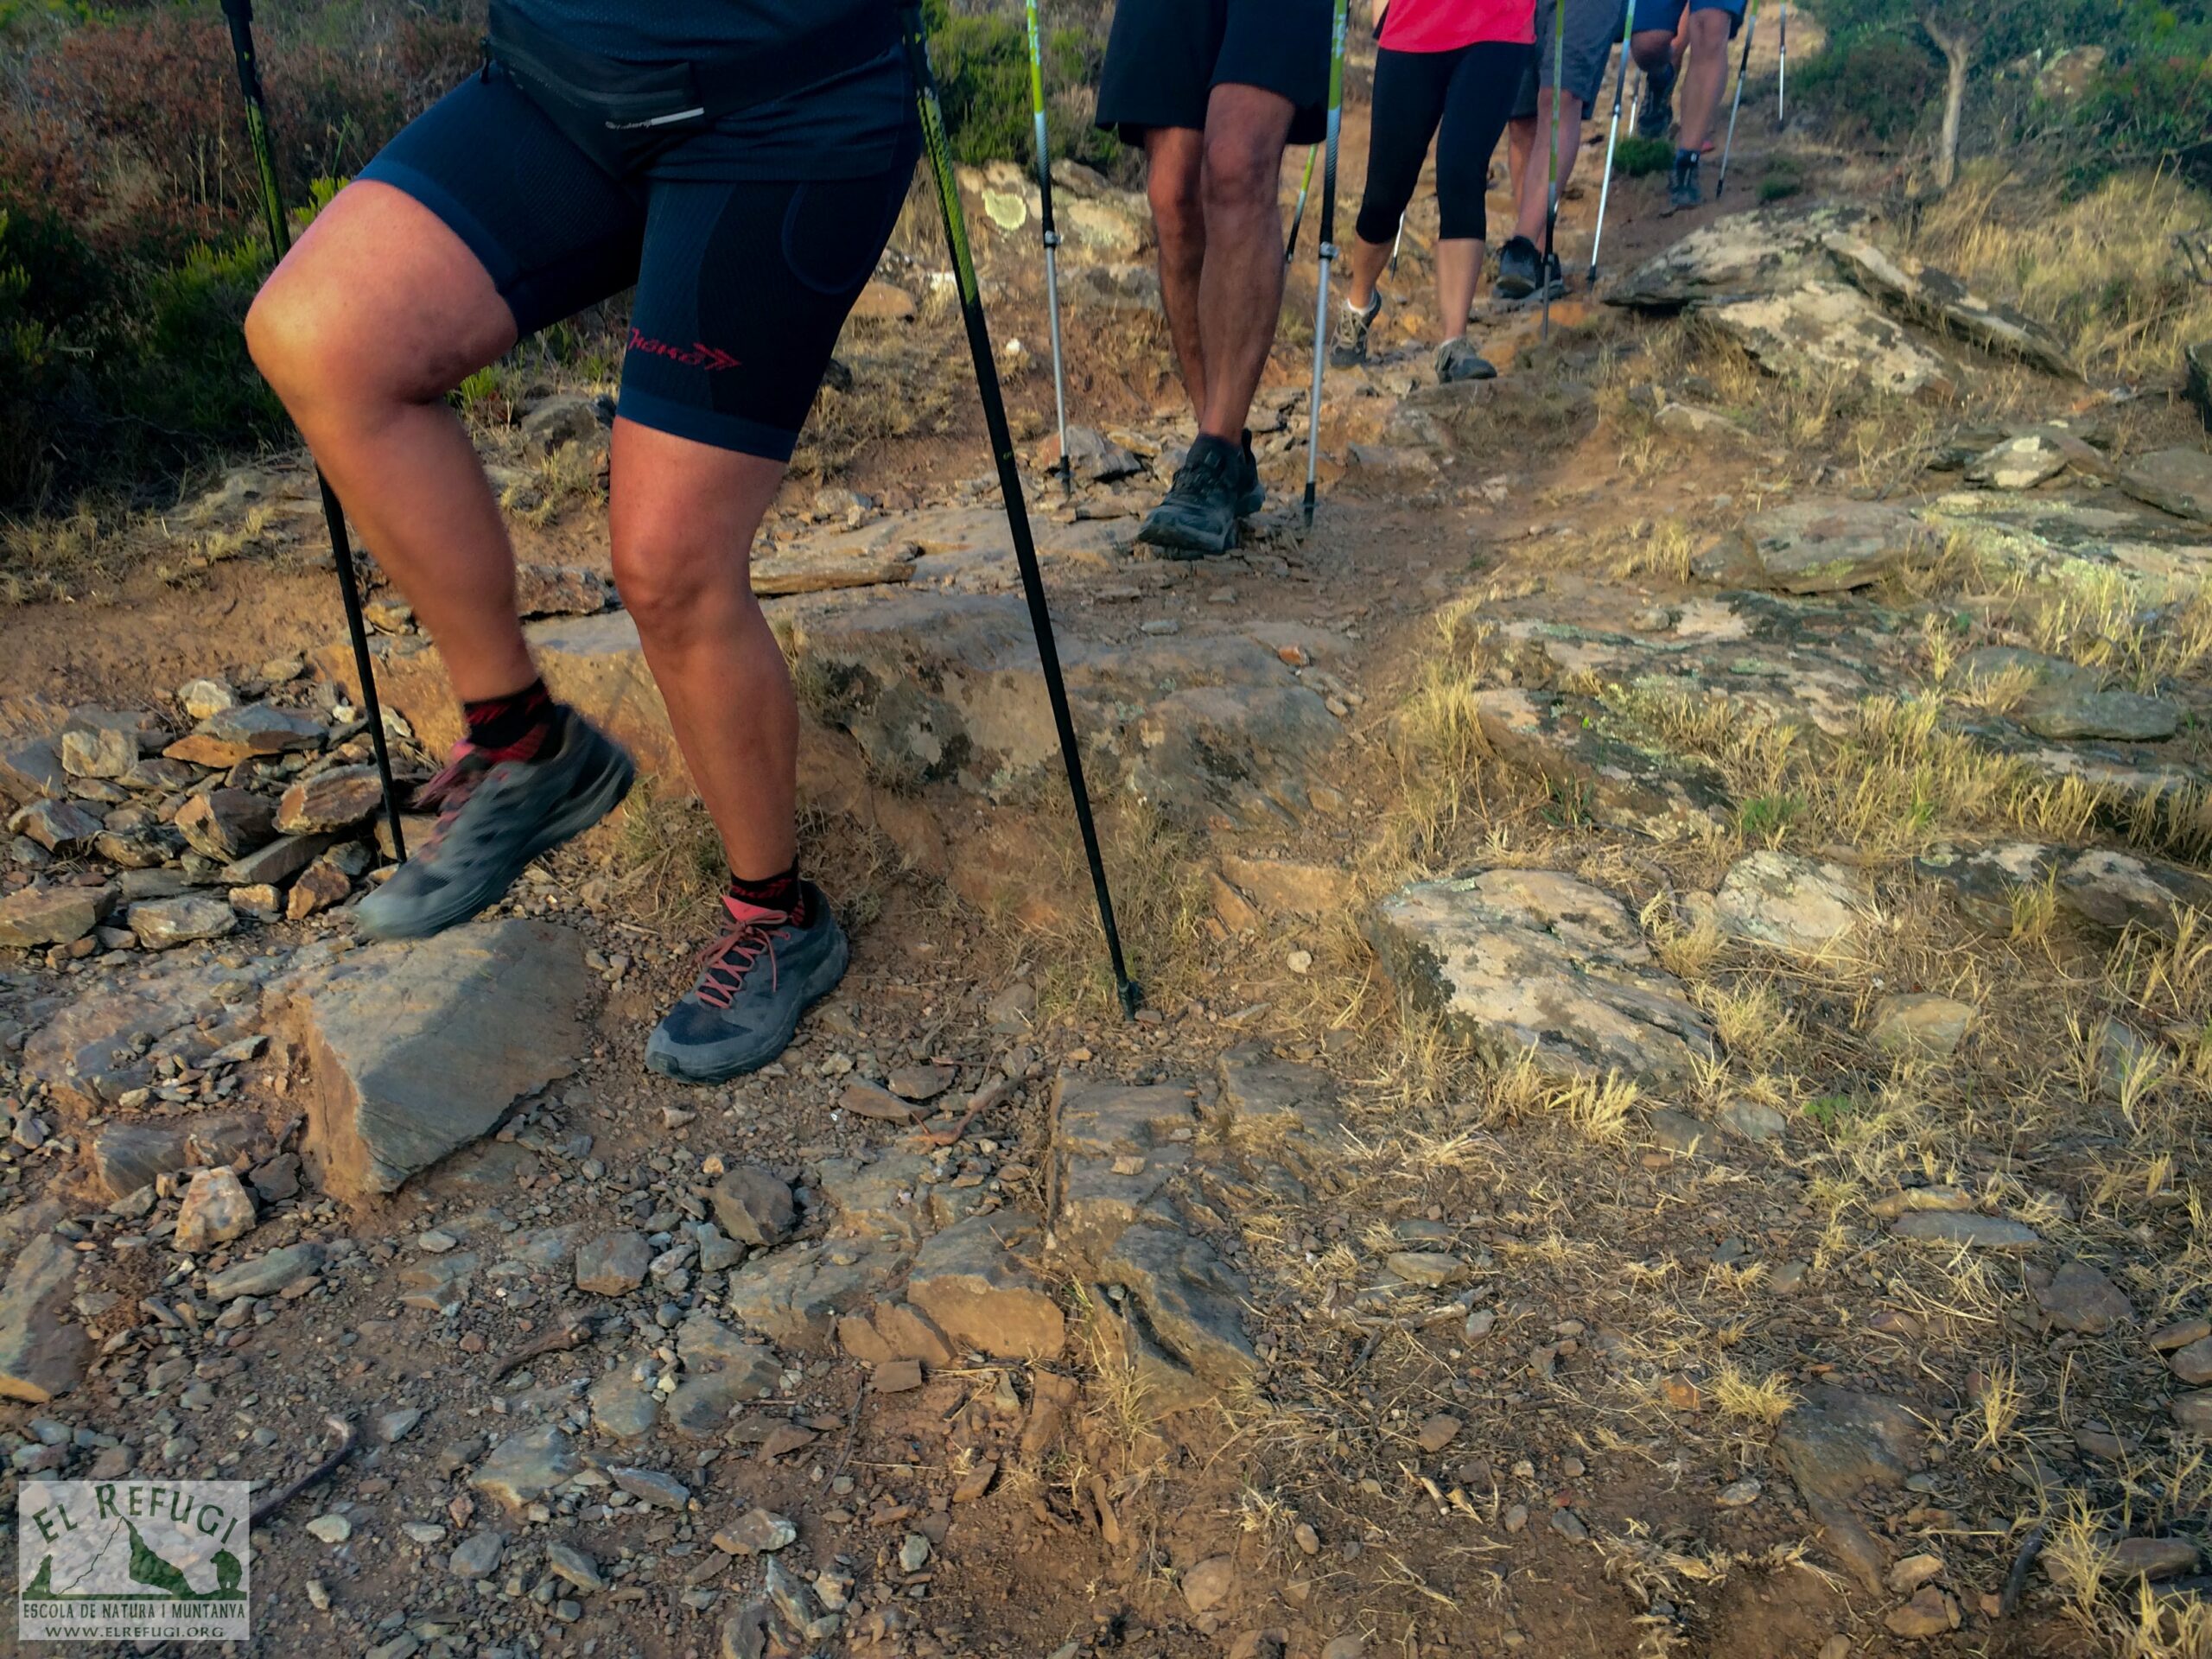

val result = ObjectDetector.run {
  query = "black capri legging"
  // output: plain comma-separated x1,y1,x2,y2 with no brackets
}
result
1354,41,1533,246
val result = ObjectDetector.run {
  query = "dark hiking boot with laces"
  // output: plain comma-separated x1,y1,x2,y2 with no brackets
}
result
1668,149,1703,213
355,707,634,940
1139,433,1245,557
1234,429,1265,516
1637,62,1676,140
1495,235,1542,299
645,885,850,1083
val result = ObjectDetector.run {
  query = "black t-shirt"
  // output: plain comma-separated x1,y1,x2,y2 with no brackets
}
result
508,0,916,180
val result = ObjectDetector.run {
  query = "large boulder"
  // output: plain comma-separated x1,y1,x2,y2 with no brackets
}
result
1823,231,2077,378
1608,202,1873,309
2120,448,2212,525
0,1203,90,1403
1701,283,1956,400
275,918,596,1198
1366,869,1714,1086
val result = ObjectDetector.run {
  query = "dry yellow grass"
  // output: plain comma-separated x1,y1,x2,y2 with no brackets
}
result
1911,167,2212,382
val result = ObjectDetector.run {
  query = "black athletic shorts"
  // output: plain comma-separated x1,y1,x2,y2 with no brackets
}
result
358,69,919,462
1095,0,1333,146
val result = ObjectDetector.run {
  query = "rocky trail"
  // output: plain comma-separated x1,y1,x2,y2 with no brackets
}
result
5,63,2212,1659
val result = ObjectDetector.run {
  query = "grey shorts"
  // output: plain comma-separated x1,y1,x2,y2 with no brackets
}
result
1512,0,1630,114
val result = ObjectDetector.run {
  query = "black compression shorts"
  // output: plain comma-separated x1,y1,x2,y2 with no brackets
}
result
358,68,919,462
1095,0,1333,146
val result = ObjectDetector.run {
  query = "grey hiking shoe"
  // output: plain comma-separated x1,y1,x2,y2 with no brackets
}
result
645,885,850,1083
1433,337,1497,384
1329,289,1382,367
356,708,634,940
1637,63,1675,140
1138,434,1244,557
1669,149,1703,213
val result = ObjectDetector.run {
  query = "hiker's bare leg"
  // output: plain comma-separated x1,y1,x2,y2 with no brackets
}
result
1344,233,1389,311
1508,90,1587,244
1145,126,1209,416
1630,28,1677,78
607,424,795,882
245,180,535,704
1676,7,1732,149
1196,82,1294,440
1434,237,1484,336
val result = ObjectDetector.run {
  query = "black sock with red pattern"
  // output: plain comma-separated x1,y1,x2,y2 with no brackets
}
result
726,864,810,926
462,678,558,762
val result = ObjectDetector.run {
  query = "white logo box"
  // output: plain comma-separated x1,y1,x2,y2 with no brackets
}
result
18,1480,251,1643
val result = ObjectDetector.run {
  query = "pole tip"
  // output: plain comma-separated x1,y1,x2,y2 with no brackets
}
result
1116,979,1144,1021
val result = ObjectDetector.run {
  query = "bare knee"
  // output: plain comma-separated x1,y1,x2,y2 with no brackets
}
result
245,270,446,419
1147,156,1205,256
1200,128,1280,219
611,531,747,642
1630,30,1674,70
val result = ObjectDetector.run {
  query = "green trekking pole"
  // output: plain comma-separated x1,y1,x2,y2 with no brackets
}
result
899,6,1140,1019
1716,0,1758,196
1023,0,1074,497
1301,0,1350,530
1587,0,1637,283
1541,0,1567,341
1284,145,1317,265
219,0,407,863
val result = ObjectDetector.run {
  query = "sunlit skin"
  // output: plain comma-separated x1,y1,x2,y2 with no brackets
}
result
1632,3,1733,153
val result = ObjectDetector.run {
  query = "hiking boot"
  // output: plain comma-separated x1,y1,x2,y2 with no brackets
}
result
1494,235,1542,300
1433,337,1497,384
1138,434,1243,557
1637,63,1676,139
1669,149,1703,213
1234,429,1266,516
356,708,635,940
1329,289,1382,367
645,886,850,1083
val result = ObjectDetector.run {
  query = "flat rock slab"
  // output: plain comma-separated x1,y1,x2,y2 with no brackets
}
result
1608,202,1874,309
1775,1386,1925,1594
0,884,112,949
1704,851,1878,956
1702,283,1955,400
1890,1211,2041,1251
1474,688,1731,839
1916,491,2212,603
1916,842,2212,938
0,1202,90,1402
1052,1079,1200,1262
905,1212,1064,1361
1366,868,1714,1086
2120,448,2212,525
1694,499,1929,594
1823,231,2078,378
24,955,271,1109
1097,1223,1261,1394
276,918,595,1199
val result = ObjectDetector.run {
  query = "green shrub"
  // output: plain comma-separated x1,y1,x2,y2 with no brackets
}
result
1790,33,1940,145
922,0,1122,175
1611,134,1673,177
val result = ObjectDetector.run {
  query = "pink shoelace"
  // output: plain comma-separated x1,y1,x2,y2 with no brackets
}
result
407,742,493,856
695,894,791,1009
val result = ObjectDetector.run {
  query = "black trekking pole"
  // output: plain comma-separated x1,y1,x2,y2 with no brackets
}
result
1023,0,1073,498
899,6,1140,1020
1284,146,1317,266
219,0,407,863
1301,0,1350,531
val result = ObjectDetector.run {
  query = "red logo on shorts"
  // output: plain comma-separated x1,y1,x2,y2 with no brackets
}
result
627,327,741,371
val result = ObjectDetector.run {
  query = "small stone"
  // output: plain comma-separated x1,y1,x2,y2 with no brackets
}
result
2173,1392,2212,1435
0,885,111,949
165,702,326,766
886,1065,954,1102
177,679,236,722
1386,1251,1465,1287
10,798,103,852
545,1541,605,1592
2108,1536,2200,1580
175,1168,256,1253
127,895,236,951
2152,1318,2212,1352
2035,1261,2133,1335
417,1230,459,1255
1869,995,1973,1058
205,1243,323,1301
1416,1414,1463,1453
286,858,353,920
715,1509,798,1555
2171,1337,2212,1387
175,790,276,861
1889,1211,2040,1251
898,1532,931,1573
1182,1554,1234,1614
379,1408,424,1443
1887,1553,1944,1594
838,1081,917,1124
59,727,136,779
1320,1636,1363,1659
1716,1478,1760,1507
874,1358,925,1393
609,1465,690,1510
575,1232,652,1295
710,1166,797,1246
304,1514,352,1545
276,765,385,834
1885,1586,1960,1638
1549,1508,1588,1541
449,1530,505,1580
